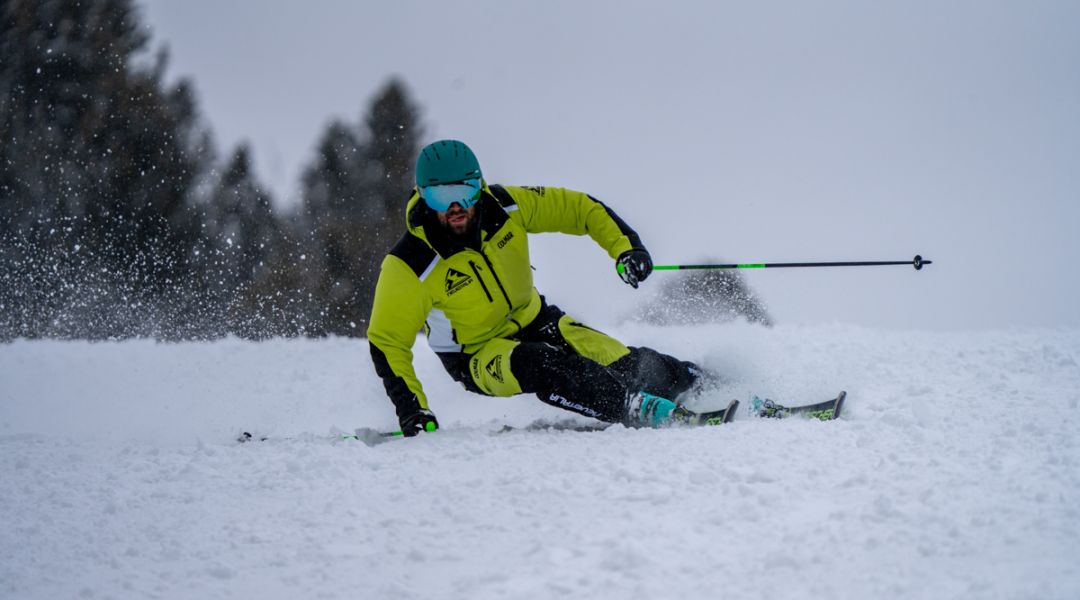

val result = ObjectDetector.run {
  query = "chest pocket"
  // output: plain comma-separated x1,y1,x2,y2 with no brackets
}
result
440,258,507,311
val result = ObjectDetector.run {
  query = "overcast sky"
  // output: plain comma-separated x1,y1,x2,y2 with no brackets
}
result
139,0,1079,331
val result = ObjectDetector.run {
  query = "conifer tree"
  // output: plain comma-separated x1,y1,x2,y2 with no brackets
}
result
205,145,278,288
0,0,214,339
190,144,282,336
295,79,423,336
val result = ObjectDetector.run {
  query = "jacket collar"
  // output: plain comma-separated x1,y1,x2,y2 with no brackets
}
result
406,185,510,259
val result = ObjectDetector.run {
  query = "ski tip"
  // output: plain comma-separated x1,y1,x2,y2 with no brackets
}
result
724,399,740,423
833,391,847,420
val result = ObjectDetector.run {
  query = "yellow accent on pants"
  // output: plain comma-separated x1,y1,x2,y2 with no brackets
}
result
467,315,630,397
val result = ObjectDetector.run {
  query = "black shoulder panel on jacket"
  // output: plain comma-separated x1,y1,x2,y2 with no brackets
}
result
488,184,518,208
588,195,644,250
478,193,510,242
407,194,432,231
388,232,437,277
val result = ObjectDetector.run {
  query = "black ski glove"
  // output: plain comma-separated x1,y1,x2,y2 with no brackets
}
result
617,248,653,289
399,409,439,437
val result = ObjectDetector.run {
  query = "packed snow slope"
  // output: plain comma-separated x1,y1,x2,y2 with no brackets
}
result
2,323,1079,600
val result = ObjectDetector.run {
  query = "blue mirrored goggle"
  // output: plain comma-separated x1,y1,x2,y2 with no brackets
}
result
420,178,482,212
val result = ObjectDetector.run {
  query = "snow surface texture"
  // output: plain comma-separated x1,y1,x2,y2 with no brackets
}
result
2,323,1079,599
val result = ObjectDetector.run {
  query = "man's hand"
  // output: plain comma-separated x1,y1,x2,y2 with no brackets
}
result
617,249,653,289
399,409,439,437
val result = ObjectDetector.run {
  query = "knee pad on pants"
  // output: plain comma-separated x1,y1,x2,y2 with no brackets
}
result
467,338,524,396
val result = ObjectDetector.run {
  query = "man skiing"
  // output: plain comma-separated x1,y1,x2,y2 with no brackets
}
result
368,140,722,436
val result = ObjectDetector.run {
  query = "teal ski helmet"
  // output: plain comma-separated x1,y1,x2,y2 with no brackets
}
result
415,140,484,211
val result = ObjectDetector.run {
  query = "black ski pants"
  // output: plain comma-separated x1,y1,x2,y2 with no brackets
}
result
437,299,698,423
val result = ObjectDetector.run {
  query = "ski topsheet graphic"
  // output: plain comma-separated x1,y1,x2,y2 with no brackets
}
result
751,391,846,421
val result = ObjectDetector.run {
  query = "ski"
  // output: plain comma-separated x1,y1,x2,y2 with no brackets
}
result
496,420,613,434
236,428,402,447
750,390,846,421
690,398,740,426
238,398,747,445
497,400,740,434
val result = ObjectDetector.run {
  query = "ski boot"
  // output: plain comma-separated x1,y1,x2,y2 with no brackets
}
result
626,391,739,428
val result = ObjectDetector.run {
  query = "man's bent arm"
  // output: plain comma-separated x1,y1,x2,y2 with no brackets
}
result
497,185,644,259
367,254,432,419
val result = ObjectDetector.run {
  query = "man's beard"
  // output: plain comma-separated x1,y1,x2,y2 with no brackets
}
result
447,220,473,237
444,213,477,238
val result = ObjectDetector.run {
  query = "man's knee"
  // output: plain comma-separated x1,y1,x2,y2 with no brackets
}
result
468,338,524,396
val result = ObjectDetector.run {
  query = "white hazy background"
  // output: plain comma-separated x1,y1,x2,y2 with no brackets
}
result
139,0,1080,331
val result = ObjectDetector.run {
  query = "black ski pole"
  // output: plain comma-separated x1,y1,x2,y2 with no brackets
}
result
620,254,932,273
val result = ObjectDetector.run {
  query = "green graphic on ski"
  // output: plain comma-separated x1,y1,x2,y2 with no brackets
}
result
751,391,846,421
693,398,740,426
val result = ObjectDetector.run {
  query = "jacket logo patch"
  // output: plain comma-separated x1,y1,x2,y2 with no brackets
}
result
485,355,504,383
524,186,546,196
496,231,514,249
445,268,473,296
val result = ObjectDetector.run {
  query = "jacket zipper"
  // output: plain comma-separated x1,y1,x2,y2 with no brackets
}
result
468,261,494,302
480,252,514,313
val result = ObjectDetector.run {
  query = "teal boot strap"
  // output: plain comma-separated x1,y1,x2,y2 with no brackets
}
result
639,392,677,427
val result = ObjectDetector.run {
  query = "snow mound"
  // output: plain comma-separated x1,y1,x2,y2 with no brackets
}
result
2,324,1079,599
629,262,773,327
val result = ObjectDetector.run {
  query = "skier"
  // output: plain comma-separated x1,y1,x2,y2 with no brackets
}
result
367,140,719,436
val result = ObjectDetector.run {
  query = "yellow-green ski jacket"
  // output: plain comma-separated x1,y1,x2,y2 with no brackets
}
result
367,184,643,417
